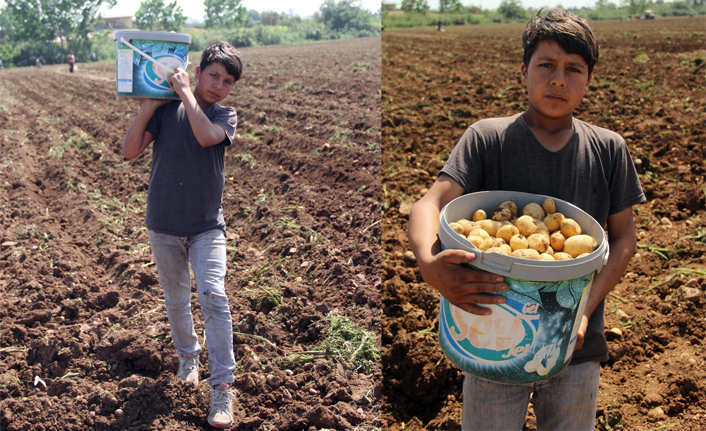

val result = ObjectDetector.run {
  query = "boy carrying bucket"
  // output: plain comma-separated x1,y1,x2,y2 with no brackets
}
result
408,9,645,430
122,41,242,429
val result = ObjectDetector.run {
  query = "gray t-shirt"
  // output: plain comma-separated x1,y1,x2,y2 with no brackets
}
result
440,113,645,364
145,100,237,237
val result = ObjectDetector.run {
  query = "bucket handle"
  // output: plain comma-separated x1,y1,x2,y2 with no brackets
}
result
476,252,514,273
119,37,189,75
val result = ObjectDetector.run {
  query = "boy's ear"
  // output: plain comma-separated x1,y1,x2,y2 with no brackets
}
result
195,65,201,79
583,72,593,96
520,63,528,87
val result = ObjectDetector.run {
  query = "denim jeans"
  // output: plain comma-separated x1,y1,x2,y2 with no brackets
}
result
148,229,235,386
462,361,600,430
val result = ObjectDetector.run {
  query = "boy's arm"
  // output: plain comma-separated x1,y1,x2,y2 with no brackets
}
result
169,69,227,148
573,206,637,351
122,99,169,160
409,174,510,316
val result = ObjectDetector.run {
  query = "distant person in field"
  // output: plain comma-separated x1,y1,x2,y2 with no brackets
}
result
408,9,644,430
122,40,242,429
91,52,97,62
35,57,42,69
67,51,75,72
0,59,4,69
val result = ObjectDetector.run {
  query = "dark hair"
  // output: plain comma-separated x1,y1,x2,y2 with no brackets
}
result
199,41,243,83
522,9,599,75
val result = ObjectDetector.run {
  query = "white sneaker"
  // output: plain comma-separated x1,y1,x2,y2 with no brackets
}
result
208,383,234,428
176,353,199,386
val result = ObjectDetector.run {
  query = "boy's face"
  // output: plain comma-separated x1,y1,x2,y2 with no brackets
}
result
521,39,592,122
194,62,236,106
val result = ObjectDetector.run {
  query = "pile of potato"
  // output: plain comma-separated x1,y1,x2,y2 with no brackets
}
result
448,198,597,260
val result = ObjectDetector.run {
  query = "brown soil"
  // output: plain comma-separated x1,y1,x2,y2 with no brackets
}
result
381,17,705,431
0,37,381,430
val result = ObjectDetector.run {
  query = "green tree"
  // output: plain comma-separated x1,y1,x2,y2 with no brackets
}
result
401,0,430,13
261,11,280,25
161,1,185,31
204,0,247,29
135,0,163,30
439,0,464,13
318,0,376,31
0,0,115,46
498,0,527,20
135,0,185,31
596,0,610,9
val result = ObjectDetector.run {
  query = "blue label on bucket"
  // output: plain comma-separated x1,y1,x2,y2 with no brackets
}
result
439,268,593,384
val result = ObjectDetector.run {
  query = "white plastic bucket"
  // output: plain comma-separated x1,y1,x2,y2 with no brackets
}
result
438,191,608,384
113,31,191,100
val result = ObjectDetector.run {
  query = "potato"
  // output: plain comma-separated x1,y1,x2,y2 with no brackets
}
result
495,237,507,246
560,218,582,238
457,219,479,236
479,220,503,237
509,234,528,251
486,245,512,256
511,248,540,260
543,198,556,215
472,209,487,222
543,212,565,232
522,203,545,220
499,244,512,255
467,235,484,248
563,234,597,258
515,215,537,237
539,253,555,261
497,201,518,217
469,228,490,239
449,222,465,236
491,207,512,221
576,253,591,258
478,237,497,251
550,231,566,251
527,234,549,253
553,252,573,261
534,220,550,241
545,246,554,256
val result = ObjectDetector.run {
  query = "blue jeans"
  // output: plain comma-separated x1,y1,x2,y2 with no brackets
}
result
462,361,600,430
148,229,235,386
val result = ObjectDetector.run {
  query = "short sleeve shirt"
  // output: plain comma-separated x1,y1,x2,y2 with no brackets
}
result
145,100,237,237
440,113,646,363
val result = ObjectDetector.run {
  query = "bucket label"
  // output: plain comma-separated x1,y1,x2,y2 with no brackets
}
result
440,271,593,384
117,49,133,92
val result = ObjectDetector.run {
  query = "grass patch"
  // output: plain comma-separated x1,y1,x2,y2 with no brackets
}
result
313,311,379,372
232,151,258,169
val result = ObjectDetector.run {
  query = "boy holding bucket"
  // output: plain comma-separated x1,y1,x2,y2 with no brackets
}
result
408,9,645,430
122,41,242,429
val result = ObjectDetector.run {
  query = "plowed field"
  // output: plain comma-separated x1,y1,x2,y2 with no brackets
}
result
382,17,705,430
0,37,381,430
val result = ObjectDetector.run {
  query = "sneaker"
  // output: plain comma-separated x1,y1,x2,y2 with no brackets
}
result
176,353,199,386
208,384,234,428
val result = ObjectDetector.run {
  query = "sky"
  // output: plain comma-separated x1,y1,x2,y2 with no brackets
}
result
95,0,382,21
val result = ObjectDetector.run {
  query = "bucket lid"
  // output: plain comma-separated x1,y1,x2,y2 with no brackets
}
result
439,191,609,282
114,31,191,44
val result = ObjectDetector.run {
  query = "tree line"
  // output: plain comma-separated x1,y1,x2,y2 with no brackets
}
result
0,0,380,67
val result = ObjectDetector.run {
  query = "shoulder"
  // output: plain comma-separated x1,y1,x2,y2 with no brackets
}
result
470,114,522,133
206,103,237,120
573,118,625,146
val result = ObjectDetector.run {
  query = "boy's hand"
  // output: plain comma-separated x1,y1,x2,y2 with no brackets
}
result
418,248,510,316
167,68,191,98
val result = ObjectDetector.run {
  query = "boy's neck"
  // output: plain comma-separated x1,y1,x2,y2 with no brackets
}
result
521,110,575,153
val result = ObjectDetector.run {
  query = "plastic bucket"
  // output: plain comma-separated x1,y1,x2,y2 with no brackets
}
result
437,191,609,384
113,31,191,100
